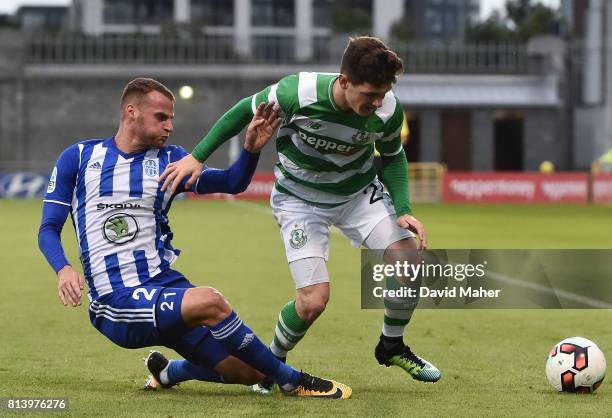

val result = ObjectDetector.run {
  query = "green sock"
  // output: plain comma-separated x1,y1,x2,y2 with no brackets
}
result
381,274,417,338
270,300,311,358
382,308,413,338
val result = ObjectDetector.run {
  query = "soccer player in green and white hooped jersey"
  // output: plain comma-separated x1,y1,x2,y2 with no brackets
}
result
161,37,442,392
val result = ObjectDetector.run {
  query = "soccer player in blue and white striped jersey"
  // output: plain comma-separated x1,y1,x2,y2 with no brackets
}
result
38,78,351,399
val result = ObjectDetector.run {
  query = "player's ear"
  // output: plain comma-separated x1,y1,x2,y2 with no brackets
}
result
338,74,350,90
124,103,136,119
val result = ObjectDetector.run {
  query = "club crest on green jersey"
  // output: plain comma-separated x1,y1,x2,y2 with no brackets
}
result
103,213,138,244
289,225,307,249
352,130,372,145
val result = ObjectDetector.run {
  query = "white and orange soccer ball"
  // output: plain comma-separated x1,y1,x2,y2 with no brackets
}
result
546,337,606,393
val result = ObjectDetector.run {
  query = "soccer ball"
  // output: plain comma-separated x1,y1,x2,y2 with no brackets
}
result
546,337,606,393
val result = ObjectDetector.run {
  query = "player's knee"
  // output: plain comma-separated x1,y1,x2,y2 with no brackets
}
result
296,292,329,323
190,286,232,325
204,287,232,320
384,238,419,265
300,301,327,323
386,237,418,252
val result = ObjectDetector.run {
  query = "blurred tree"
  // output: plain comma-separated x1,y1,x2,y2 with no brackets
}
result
466,0,560,42
390,16,417,42
466,11,513,42
330,0,371,34
512,3,559,40
0,14,17,28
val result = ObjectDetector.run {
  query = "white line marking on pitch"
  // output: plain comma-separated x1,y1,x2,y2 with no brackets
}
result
485,270,612,309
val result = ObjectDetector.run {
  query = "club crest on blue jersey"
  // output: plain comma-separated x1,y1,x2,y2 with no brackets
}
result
103,213,139,244
144,160,158,177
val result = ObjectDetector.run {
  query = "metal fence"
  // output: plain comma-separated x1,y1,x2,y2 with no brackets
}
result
391,41,529,74
26,34,531,73
26,34,238,64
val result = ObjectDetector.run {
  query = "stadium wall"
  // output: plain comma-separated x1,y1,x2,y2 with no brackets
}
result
0,75,280,172
0,30,573,175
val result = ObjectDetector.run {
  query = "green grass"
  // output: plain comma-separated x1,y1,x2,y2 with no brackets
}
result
1,199,611,417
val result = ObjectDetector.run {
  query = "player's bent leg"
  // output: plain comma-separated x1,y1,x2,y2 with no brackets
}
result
140,283,232,389
269,189,332,356
86,281,238,390
255,258,330,395
271,258,329,357
179,286,291,384
156,322,262,388
179,285,350,397
363,216,441,382
208,308,351,398
145,288,352,399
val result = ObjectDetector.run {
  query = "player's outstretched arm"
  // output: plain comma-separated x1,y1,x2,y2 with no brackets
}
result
160,96,256,193
192,102,281,195
162,101,280,194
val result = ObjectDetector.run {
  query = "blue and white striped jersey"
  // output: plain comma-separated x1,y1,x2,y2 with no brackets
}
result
44,137,189,300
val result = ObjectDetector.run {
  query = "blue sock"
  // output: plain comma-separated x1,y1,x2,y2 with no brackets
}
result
209,311,301,390
166,360,225,385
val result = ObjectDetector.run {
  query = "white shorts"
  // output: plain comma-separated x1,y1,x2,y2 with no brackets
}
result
271,178,414,264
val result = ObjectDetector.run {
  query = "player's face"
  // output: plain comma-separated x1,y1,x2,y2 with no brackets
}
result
341,77,391,117
134,91,174,148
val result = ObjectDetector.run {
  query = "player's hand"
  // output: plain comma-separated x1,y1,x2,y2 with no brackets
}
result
160,154,203,194
244,102,282,153
396,215,428,250
57,265,84,307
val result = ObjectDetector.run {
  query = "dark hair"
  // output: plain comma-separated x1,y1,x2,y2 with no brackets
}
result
340,36,404,86
121,78,175,105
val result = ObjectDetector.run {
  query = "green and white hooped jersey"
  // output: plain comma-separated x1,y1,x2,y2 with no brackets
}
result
252,72,404,207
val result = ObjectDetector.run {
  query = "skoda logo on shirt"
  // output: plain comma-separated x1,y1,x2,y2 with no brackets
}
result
103,213,139,245
144,160,158,177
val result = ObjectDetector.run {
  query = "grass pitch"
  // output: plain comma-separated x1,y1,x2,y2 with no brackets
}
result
1,199,611,417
